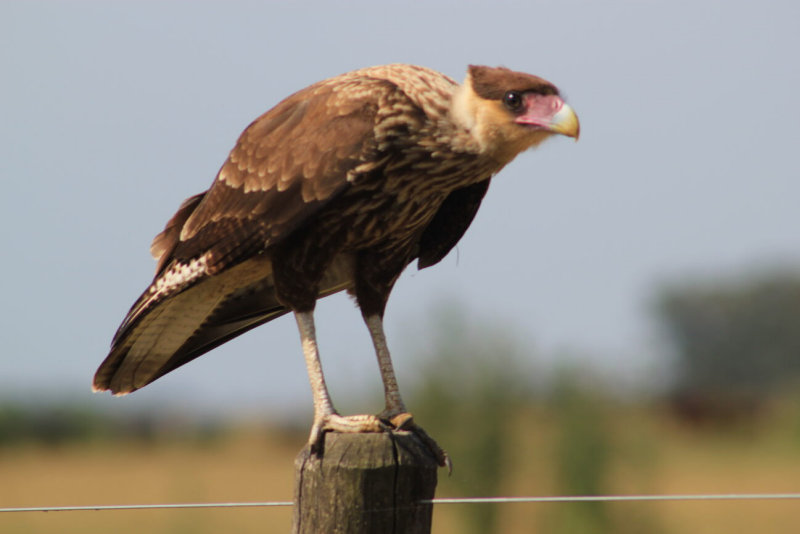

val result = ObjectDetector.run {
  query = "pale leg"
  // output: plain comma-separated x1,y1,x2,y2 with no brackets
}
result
363,314,451,469
295,311,383,451
364,314,408,417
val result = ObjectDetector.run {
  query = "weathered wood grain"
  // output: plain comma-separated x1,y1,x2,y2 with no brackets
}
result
292,431,439,534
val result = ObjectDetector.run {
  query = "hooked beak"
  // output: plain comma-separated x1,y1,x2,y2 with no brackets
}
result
515,94,580,140
546,102,579,140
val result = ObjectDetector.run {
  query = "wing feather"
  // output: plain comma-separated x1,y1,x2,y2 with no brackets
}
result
94,76,400,394
416,179,491,269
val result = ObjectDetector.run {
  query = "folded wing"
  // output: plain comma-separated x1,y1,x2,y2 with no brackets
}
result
93,77,395,394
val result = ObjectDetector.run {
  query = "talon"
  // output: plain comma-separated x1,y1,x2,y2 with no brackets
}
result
379,411,451,470
307,413,389,453
308,419,328,456
388,412,414,430
323,413,386,433
407,423,451,471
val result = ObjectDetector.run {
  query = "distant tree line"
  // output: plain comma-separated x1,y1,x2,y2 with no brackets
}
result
655,270,800,422
0,404,223,447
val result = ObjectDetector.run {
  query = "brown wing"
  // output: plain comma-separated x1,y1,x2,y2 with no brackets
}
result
150,192,205,274
416,179,491,269
94,76,397,394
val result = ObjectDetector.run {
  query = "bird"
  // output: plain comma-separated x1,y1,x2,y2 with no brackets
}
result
93,64,579,465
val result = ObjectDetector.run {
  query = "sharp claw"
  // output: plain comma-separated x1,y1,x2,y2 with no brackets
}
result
406,422,451,471
442,455,453,475
308,419,327,456
381,412,451,470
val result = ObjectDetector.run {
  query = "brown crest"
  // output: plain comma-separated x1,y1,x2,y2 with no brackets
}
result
468,65,558,100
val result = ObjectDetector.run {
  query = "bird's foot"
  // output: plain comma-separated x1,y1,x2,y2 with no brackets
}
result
379,411,452,472
308,413,388,455
307,411,451,471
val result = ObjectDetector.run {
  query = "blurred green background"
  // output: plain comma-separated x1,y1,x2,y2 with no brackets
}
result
5,272,800,533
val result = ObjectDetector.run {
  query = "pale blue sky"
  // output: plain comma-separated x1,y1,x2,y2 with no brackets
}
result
2,1,799,417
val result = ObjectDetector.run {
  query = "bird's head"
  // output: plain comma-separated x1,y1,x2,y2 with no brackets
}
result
451,65,579,164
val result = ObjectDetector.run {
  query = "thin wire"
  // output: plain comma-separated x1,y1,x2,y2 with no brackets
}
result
426,493,800,504
4,493,800,513
0,502,292,513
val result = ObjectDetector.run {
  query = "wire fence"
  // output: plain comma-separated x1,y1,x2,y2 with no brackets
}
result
4,493,800,513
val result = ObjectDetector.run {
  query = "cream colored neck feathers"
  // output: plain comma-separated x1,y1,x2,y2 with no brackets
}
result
450,73,555,165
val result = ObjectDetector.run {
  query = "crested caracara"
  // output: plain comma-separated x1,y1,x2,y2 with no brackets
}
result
93,64,579,465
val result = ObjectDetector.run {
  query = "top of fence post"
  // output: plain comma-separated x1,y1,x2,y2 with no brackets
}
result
292,431,439,534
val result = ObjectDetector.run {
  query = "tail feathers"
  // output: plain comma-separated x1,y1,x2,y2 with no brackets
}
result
93,255,284,394
94,253,357,395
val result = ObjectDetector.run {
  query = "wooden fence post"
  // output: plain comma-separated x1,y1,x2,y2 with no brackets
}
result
292,431,439,534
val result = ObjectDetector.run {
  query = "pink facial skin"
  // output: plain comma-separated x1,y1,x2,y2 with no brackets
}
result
514,94,566,129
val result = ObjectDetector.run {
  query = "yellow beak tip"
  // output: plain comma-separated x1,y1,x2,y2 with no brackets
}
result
550,102,580,140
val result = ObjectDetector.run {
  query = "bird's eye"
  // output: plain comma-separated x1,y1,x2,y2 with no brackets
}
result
503,91,523,111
